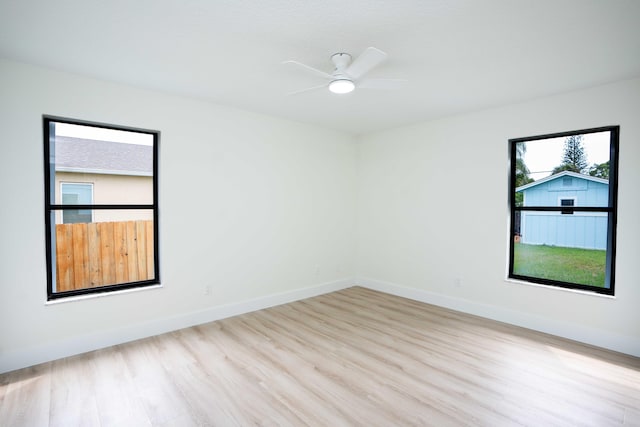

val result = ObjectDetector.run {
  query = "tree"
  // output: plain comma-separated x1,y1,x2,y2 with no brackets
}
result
514,142,533,207
589,161,610,180
552,135,588,174
514,142,534,187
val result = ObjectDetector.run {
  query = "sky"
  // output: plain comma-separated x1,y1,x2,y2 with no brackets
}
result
519,131,610,181
55,122,154,146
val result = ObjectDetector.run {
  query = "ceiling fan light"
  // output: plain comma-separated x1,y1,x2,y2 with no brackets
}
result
329,79,355,94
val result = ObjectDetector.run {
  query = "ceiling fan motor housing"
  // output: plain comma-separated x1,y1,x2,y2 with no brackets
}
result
330,53,355,93
331,53,352,72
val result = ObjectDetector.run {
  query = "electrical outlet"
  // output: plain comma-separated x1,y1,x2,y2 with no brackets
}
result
454,278,462,288
204,285,211,295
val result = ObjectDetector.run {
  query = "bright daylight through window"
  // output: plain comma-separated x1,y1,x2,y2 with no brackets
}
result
44,116,160,300
508,126,619,295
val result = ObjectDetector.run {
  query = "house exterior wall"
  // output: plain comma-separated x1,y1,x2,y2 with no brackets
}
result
522,177,609,207
54,171,153,223
519,212,608,250
520,176,609,250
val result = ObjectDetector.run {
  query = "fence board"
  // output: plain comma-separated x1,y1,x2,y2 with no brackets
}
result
99,222,116,286
145,220,154,278
114,222,128,284
87,223,102,287
56,225,74,292
136,221,147,280
71,223,89,290
126,221,139,282
55,220,153,292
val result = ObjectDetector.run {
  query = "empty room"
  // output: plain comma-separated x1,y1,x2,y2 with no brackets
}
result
1,1,639,425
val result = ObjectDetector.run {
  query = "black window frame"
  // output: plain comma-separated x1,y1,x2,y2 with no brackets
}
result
508,125,619,295
43,115,160,300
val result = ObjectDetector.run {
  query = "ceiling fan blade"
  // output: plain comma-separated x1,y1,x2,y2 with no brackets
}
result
282,60,333,79
286,83,328,96
346,47,388,79
358,78,406,90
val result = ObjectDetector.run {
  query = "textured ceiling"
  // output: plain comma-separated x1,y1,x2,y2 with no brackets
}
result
1,0,640,135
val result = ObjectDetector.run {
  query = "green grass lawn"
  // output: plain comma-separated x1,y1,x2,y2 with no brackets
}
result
513,243,606,287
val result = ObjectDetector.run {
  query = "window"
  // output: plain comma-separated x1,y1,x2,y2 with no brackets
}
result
559,197,575,215
508,126,619,295
61,183,93,223
44,116,160,300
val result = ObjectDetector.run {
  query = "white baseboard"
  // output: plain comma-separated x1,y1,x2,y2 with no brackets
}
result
0,278,354,374
357,277,640,358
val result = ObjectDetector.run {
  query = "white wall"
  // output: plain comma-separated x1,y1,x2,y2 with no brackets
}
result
356,77,640,356
1,57,638,374
0,59,357,373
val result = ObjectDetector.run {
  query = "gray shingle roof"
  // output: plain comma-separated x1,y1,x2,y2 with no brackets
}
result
54,136,153,176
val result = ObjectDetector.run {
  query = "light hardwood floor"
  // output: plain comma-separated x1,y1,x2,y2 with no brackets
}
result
1,287,639,426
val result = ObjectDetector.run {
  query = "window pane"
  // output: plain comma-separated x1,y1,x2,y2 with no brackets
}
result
62,209,92,224
515,205,610,288
61,183,92,204
515,131,611,208
51,122,154,205
517,209,609,250
513,241,607,288
51,209,156,293
515,131,611,187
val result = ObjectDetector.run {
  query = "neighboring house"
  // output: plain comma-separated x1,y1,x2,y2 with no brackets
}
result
53,136,153,224
516,171,609,250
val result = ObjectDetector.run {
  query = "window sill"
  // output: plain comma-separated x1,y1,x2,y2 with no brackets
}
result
504,278,615,299
45,284,163,306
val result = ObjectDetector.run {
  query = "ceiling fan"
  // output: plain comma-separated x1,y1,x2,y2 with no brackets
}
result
283,47,405,95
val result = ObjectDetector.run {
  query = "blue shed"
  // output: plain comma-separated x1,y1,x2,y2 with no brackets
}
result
516,171,609,250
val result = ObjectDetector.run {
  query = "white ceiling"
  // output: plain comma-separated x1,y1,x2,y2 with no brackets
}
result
1,0,640,135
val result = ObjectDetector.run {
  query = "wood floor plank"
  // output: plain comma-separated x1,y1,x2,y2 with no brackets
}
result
118,337,196,425
0,364,51,427
1,286,639,426
49,354,101,427
90,346,152,426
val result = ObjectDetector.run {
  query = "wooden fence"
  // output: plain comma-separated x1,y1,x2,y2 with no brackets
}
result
55,220,154,292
